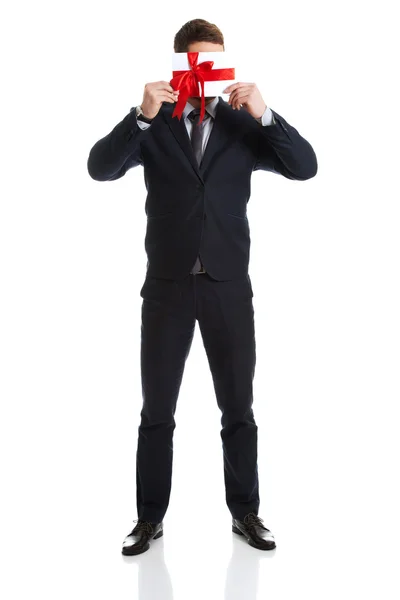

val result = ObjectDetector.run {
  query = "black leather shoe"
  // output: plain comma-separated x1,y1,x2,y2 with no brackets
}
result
232,512,276,550
121,519,163,555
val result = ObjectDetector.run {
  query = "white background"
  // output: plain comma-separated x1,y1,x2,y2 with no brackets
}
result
1,1,399,598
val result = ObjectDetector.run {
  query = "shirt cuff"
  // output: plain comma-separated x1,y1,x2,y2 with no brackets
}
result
136,118,152,130
259,106,275,126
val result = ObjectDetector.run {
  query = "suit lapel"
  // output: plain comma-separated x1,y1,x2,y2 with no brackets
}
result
199,98,234,177
160,97,240,181
161,102,202,181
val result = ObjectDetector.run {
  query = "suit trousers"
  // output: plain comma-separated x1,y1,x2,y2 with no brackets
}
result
136,271,260,522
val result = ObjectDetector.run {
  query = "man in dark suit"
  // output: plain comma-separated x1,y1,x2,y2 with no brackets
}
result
87,18,317,555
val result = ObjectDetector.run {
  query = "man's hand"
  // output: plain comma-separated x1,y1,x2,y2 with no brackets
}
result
223,83,267,120
141,82,179,120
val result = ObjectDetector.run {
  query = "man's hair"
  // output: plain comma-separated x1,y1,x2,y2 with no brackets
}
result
174,19,224,52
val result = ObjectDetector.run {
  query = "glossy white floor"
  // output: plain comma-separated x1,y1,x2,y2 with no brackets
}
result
2,310,399,600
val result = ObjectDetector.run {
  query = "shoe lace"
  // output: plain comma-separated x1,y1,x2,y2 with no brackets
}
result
244,513,265,528
131,519,154,535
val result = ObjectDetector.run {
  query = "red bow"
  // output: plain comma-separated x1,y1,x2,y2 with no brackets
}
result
170,52,234,123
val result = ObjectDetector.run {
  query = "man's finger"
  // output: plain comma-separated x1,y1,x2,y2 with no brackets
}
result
232,90,251,102
157,81,176,93
228,87,252,99
158,93,178,103
233,95,250,109
223,82,251,93
228,89,252,105
228,86,252,100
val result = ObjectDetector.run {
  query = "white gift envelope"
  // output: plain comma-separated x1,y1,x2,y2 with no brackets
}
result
171,52,236,97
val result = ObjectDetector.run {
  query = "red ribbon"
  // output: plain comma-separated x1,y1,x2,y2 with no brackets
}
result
170,52,235,123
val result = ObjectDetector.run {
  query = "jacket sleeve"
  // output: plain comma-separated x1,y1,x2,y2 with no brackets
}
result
254,108,318,181
87,108,148,181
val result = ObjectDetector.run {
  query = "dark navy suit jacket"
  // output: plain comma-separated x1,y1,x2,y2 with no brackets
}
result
87,97,317,281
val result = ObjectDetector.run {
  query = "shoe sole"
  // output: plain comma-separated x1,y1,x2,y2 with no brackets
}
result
232,525,276,550
121,529,164,556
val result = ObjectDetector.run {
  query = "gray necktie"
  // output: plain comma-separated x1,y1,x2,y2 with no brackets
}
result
187,108,210,273
187,108,210,166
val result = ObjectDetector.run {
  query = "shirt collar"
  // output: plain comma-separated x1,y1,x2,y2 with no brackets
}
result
183,96,220,120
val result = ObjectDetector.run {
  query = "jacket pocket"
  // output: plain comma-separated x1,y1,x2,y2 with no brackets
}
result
147,212,173,220
227,213,248,221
